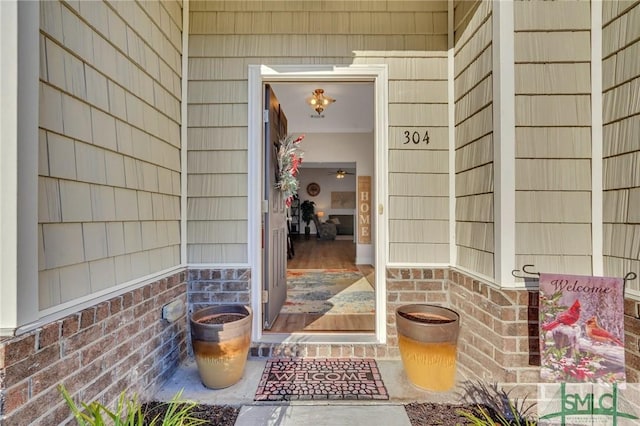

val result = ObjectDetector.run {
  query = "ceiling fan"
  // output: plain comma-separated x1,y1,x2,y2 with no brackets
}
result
329,169,355,179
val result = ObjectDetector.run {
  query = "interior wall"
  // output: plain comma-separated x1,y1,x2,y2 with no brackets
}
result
602,2,640,294
296,168,356,233
513,1,593,275
38,1,183,311
187,0,450,265
297,170,357,231
297,133,373,263
453,0,495,278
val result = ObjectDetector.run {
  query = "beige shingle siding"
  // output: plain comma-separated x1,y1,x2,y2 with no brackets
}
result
514,255,593,277
603,2,640,288
514,1,591,31
515,127,591,158
454,0,494,278
38,1,183,310
454,0,490,46
190,1,449,264
513,0,593,275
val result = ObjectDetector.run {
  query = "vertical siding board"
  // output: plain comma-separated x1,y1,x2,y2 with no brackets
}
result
514,0,594,276
454,0,494,276
602,2,640,292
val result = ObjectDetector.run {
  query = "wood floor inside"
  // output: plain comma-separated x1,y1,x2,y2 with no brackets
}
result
266,235,375,334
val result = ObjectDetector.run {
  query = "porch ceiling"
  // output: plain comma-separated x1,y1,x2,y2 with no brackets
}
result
269,82,374,134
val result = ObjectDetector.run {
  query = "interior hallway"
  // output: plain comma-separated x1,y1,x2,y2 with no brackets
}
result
267,237,375,333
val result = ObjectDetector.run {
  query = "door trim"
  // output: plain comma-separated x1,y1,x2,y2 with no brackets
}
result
248,64,389,344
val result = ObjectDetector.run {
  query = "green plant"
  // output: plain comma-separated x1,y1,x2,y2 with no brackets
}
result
457,404,537,426
59,385,206,426
457,381,537,425
300,200,315,227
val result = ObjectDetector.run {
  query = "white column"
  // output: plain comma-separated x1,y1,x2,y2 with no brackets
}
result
591,0,603,276
492,1,516,286
448,0,456,266
0,0,39,335
180,0,190,266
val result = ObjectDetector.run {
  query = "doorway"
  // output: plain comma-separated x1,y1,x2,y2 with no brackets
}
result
247,65,389,344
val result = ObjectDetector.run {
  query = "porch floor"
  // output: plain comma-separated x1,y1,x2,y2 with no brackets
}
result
153,358,468,425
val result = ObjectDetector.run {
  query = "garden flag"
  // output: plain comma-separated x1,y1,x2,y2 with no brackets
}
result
539,273,625,383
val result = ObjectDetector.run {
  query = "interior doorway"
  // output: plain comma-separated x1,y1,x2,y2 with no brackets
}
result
272,159,373,333
247,65,389,344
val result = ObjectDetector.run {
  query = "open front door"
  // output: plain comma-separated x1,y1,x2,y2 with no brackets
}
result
263,85,288,329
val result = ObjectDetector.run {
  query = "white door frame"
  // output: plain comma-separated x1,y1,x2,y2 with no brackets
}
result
248,64,389,344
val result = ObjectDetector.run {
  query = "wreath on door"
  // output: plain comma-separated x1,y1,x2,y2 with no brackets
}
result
275,134,305,207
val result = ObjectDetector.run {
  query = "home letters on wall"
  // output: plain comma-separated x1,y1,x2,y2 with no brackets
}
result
357,176,371,244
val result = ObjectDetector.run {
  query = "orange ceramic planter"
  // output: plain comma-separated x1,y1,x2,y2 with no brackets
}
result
190,305,252,389
396,304,460,392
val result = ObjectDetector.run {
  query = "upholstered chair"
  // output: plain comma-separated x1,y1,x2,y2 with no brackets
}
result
311,214,337,240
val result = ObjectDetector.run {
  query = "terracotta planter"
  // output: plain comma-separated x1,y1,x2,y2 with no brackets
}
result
395,304,460,392
190,305,252,389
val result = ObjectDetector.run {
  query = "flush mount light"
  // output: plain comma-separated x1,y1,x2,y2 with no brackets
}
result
306,88,336,115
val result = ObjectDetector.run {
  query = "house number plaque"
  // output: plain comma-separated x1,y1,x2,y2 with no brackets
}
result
402,129,430,145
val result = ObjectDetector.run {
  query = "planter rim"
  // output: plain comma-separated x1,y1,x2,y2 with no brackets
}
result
395,304,459,321
395,304,460,343
191,305,251,323
190,305,252,340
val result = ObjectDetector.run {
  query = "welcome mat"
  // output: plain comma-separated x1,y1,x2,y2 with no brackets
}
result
255,358,389,401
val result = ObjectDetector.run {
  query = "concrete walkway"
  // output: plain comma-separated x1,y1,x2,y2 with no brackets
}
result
153,358,467,425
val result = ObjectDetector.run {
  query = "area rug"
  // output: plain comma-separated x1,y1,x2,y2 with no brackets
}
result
254,358,389,401
281,269,375,315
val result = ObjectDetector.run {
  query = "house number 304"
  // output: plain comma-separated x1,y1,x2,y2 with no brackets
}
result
403,130,430,145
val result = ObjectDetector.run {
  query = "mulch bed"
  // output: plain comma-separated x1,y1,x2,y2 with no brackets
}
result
141,401,240,426
140,402,485,426
404,402,487,425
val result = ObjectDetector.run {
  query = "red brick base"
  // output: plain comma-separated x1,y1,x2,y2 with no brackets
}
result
3,266,640,423
0,271,188,426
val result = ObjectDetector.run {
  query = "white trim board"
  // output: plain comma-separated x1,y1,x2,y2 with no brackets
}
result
492,1,516,285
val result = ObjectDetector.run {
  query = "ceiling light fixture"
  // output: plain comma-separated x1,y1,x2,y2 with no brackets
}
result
330,169,354,179
306,88,336,115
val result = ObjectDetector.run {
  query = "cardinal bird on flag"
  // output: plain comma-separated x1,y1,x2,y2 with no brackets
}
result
585,316,623,346
541,299,581,331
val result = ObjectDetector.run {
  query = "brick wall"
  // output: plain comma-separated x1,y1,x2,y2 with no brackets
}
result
386,267,548,393
5,266,639,423
386,267,640,392
184,268,391,361
0,271,187,426
187,268,251,313
386,267,450,354
449,271,540,389
184,266,640,389
186,268,250,358
624,299,640,383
